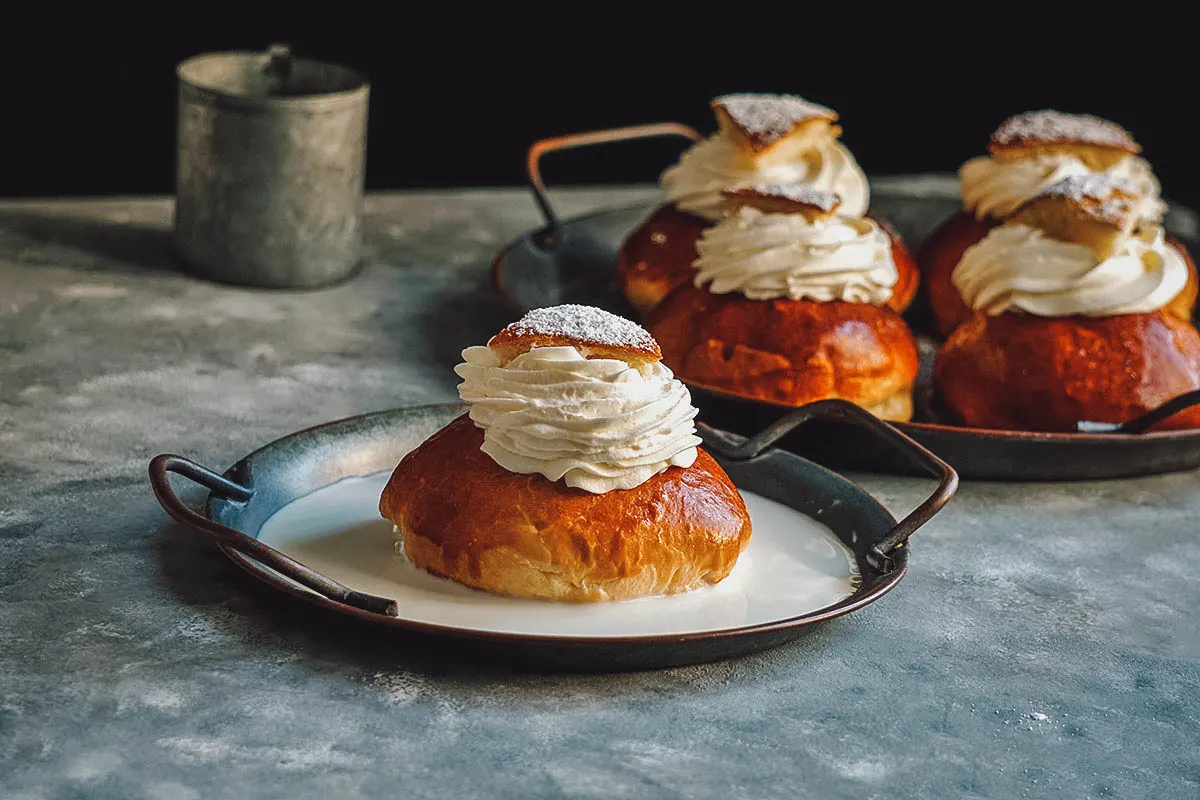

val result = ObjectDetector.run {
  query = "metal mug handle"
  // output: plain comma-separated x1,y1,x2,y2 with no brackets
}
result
700,399,959,572
526,122,702,240
149,454,399,616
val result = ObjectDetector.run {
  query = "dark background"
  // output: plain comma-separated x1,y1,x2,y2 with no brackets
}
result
3,14,1197,208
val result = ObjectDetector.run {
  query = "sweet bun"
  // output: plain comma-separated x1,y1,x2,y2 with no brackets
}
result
618,207,919,315
919,212,1000,336
616,205,707,315
647,284,920,420
934,311,1200,432
379,415,752,602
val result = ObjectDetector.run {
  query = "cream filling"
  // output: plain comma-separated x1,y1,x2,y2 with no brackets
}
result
952,224,1187,317
692,207,897,304
959,153,1165,222
660,133,869,222
454,345,700,494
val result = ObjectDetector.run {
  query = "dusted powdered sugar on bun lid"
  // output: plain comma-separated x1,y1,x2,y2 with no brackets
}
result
488,303,661,363
723,183,842,221
1032,173,1142,225
714,93,838,151
990,110,1140,154
457,305,701,494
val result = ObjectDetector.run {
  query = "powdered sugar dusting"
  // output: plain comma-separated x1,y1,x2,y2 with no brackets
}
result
1038,173,1140,222
503,305,657,351
714,93,836,146
991,110,1138,151
730,183,841,211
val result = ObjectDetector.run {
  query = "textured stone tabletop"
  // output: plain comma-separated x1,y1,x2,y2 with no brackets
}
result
1,189,1197,799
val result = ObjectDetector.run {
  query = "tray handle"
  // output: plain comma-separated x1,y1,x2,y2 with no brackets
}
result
700,399,958,572
149,454,399,617
527,122,702,237
1077,387,1200,434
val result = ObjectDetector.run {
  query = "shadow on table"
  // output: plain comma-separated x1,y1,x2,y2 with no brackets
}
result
152,517,841,687
404,264,515,373
0,207,176,275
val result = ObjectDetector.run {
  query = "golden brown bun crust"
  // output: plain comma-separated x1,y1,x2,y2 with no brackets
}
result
647,285,919,420
934,311,1200,432
616,205,708,315
379,416,752,602
617,205,919,315
920,212,1199,337
920,212,1001,337
876,216,921,315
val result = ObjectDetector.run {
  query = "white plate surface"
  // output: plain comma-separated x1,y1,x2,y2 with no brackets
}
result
257,471,860,638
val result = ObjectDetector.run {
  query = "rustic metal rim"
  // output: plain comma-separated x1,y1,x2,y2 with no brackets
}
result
177,52,369,110
147,403,946,649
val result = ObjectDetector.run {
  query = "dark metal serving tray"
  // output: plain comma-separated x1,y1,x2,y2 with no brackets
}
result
150,402,955,671
493,125,1200,480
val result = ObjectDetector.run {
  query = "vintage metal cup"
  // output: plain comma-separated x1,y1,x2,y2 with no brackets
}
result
174,46,369,288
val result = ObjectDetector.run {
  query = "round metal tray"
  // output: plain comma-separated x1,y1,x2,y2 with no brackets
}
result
494,127,1200,480
149,402,955,671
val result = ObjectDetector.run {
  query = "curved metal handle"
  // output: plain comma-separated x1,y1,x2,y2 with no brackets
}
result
149,454,398,616
527,122,702,237
700,399,959,573
1078,387,1200,434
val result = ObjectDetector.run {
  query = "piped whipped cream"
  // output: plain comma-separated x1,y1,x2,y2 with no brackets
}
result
959,153,1164,222
454,345,700,494
661,134,869,222
953,224,1187,317
692,206,898,304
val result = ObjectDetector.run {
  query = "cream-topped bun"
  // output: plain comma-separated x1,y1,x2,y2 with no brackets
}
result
660,94,869,222
953,176,1188,318
379,305,753,602
454,305,701,494
691,184,898,304
959,110,1164,222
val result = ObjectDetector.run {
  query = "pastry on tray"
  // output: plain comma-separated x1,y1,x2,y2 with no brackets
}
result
935,174,1200,432
646,184,919,421
617,93,917,315
379,305,752,602
920,109,1195,336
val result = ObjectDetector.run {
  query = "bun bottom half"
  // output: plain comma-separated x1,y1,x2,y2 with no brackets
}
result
647,285,919,420
920,211,1199,338
934,311,1200,432
617,204,920,316
379,416,752,602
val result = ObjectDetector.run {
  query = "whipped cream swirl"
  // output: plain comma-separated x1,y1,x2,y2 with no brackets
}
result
960,153,1164,222
455,345,701,494
692,207,898,304
953,224,1188,317
661,134,869,222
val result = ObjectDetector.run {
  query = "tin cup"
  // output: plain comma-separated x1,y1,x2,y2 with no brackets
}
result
174,46,369,288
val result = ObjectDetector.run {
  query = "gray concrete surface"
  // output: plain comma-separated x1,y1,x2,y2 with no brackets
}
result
0,189,1197,799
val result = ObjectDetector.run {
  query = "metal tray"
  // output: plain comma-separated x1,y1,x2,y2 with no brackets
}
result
493,125,1200,480
150,401,956,671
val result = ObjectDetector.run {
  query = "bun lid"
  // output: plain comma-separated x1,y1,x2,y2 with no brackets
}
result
989,110,1141,170
488,304,662,363
712,93,841,165
1009,173,1142,258
723,182,842,221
